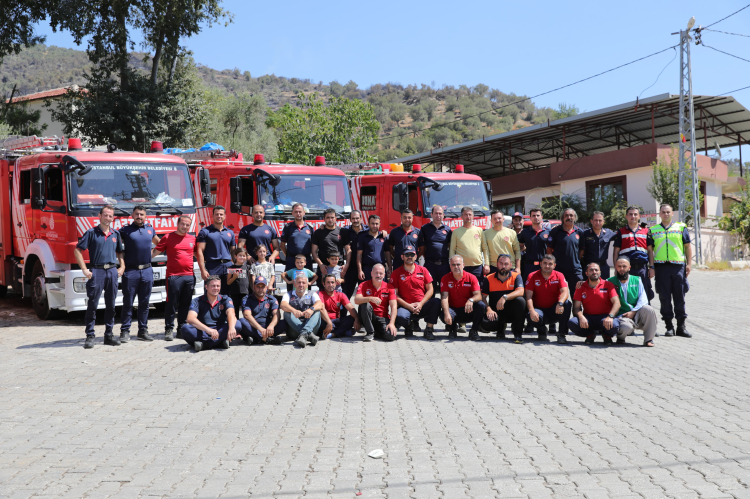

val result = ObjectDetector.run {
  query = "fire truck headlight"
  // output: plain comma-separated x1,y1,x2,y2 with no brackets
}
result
73,277,88,293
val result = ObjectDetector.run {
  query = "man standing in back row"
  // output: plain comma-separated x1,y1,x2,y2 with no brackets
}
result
613,206,653,302
418,205,452,292
389,209,420,272
449,207,485,285
312,208,345,277
547,208,584,295
197,206,235,294
579,211,615,279
238,204,279,264
482,209,521,275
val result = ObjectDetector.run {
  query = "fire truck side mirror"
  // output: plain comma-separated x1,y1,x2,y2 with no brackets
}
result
32,168,46,210
229,177,242,213
396,183,408,212
484,181,493,203
199,168,211,206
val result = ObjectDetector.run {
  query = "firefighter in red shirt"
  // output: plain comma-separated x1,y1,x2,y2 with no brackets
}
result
389,245,441,340
439,255,486,340
354,263,398,342
525,254,571,344
569,262,621,345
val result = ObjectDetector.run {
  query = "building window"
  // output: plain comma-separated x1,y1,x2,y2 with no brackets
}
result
586,175,627,207
494,197,524,216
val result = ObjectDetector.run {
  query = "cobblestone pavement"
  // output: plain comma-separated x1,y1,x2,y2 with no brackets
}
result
1,269,750,499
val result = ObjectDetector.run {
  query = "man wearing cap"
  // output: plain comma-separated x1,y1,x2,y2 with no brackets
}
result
280,274,323,348
280,203,314,290
439,255,486,340
511,212,524,237
237,276,286,345
546,208,584,295
525,254,572,344
418,205,452,292
312,208,345,277
74,205,125,349
609,256,657,347
613,206,653,302
319,274,361,339
482,209,521,276
358,215,389,283
389,245,441,340
152,215,197,341
449,207,485,285
238,204,279,264
388,209,420,272
481,254,526,342
118,205,160,343
569,263,621,345
197,206,235,293
579,211,616,279
180,275,238,352
647,203,692,338
355,263,398,342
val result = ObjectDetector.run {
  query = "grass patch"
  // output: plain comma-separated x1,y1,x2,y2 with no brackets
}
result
704,261,744,271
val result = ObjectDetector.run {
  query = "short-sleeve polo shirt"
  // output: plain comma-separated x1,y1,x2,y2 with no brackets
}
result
241,293,279,324
440,271,480,308
389,264,433,303
358,232,388,267
418,223,452,262
312,226,344,262
580,228,615,263
341,225,368,263
77,226,124,265
546,225,584,274
481,271,524,310
154,232,195,276
189,294,234,329
119,223,155,267
573,279,617,315
319,290,350,319
280,222,313,259
357,280,396,318
518,227,550,264
525,270,568,309
389,225,421,266
197,225,235,261
239,223,277,256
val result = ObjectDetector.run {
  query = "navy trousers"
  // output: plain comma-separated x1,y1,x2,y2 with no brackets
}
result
521,262,540,285
424,261,450,292
120,267,153,334
655,264,689,321
395,297,441,328
328,315,356,338
464,265,484,286
205,260,230,294
238,317,288,343
440,301,487,331
568,313,620,338
180,323,229,349
528,302,572,335
84,267,119,337
342,264,359,298
561,270,584,297
631,262,654,303
165,275,195,331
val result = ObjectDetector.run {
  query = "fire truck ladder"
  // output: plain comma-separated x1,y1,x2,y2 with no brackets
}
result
1,135,66,158
170,149,239,163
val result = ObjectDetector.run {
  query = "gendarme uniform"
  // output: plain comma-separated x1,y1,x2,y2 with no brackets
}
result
613,224,653,302
647,221,691,336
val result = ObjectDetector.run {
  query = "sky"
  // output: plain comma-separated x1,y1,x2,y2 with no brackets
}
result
34,0,750,161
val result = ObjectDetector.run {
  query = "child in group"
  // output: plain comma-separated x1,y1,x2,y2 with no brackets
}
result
315,253,344,293
227,247,250,307
250,245,276,294
283,254,316,290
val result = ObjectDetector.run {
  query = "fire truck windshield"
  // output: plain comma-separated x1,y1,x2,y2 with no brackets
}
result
68,162,195,212
258,174,352,215
422,180,490,217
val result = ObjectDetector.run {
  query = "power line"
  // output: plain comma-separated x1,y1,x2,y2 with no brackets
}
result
704,3,750,28
701,43,750,64
703,28,750,38
378,45,678,142
638,47,678,99
718,84,750,96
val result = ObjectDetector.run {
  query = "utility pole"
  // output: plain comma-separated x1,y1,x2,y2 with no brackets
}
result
675,17,703,266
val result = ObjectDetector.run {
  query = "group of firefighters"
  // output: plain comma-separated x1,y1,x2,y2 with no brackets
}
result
75,200,692,351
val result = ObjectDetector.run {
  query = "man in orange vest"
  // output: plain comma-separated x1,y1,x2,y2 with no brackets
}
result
480,254,527,343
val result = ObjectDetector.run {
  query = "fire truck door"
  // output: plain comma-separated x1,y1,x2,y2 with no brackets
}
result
35,166,68,244
13,165,34,254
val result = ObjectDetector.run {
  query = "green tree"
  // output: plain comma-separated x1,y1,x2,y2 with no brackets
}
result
540,193,586,221
215,92,277,159
268,92,380,165
0,0,50,65
552,102,580,119
718,184,750,251
646,146,703,225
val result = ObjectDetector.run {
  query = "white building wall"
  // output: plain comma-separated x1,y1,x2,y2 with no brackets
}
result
27,100,66,138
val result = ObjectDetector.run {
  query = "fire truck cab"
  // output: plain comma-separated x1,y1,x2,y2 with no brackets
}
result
345,163,494,230
0,136,207,319
176,151,354,296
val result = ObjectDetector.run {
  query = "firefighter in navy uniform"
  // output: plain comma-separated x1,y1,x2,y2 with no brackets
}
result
118,205,160,342
613,206,654,302
181,276,238,352
647,204,692,338
197,205,235,294
73,205,125,349
579,211,616,279
418,205,452,292
546,208,584,295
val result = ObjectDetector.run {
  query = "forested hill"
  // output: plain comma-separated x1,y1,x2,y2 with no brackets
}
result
1,44,578,161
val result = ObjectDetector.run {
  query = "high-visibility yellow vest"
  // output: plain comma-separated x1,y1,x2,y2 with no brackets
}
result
649,222,687,264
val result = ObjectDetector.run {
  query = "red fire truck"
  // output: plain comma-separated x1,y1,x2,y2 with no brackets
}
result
0,136,208,318
173,151,355,295
342,163,493,230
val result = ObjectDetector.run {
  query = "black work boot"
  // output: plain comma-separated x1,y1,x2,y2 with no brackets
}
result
84,336,95,349
137,329,154,342
423,327,436,341
468,329,481,341
557,335,568,344
664,320,675,337
404,324,414,337
497,322,507,340
411,321,422,333
103,334,121,346
119,331,130,343
448,324,458,338
676,319,692,338
164,328,174,341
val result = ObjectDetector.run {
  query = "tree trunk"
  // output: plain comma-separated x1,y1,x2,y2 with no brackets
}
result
150,37,164,86
115,3,128,90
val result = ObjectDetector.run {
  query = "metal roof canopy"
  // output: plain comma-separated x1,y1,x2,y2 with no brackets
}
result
393,93,750,178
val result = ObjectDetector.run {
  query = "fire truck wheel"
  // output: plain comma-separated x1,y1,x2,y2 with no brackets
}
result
31,261,62,320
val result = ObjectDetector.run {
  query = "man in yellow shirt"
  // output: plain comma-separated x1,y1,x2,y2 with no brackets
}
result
482,209,521,276
449,207,485,285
